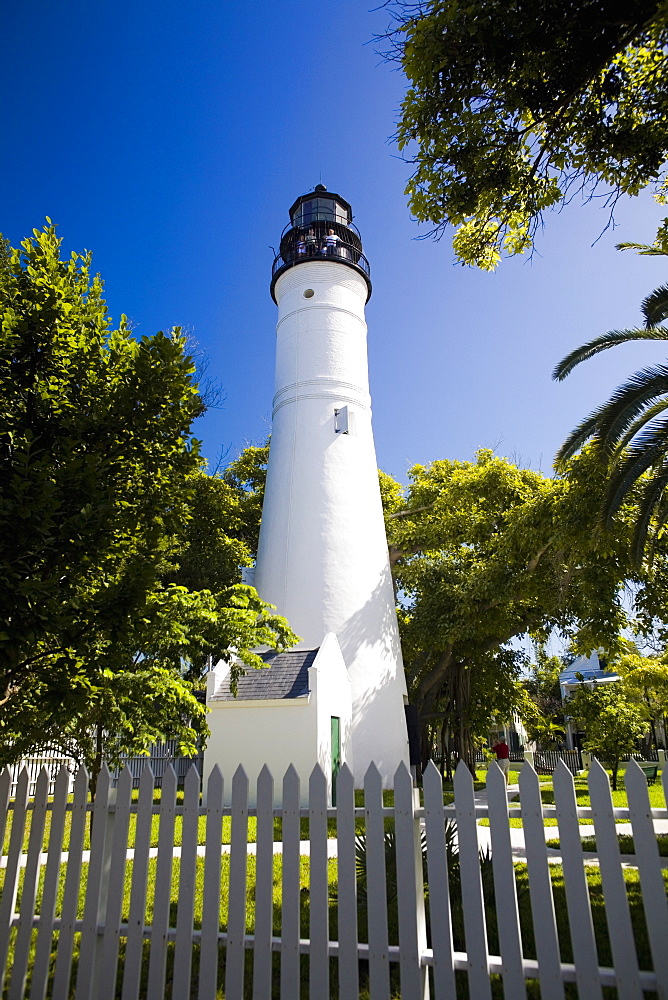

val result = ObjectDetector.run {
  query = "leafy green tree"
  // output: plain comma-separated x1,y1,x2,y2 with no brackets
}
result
166,469,255,594
384,448,638,769
528,715,567,751
2,582,295,797
384,0,668,267
524,647,564,723
0,227,296,776
0,224,204,715
554,255,668,562
523,648,568,748
567,679,647,789
614,645,668,749
220,443,269,558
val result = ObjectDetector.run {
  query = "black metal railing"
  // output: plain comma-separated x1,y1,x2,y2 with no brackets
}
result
270,219,371,301
533,749,583,774
109,739,203,789
432,748,584,775
272,241,370,275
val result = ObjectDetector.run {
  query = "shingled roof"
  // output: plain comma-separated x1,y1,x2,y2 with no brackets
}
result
210,648,319,702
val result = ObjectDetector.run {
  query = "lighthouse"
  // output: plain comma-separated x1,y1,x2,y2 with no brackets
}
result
205,187,409,799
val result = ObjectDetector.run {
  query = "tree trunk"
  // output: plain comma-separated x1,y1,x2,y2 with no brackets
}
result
88,722,104,836
440,718,447,779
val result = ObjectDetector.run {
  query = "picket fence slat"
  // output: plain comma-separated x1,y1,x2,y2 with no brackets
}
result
335,764,359,1000
77,764,114,1000
394,761,428,1000
423,761,456,1000
0,767,29,995
30,764,71,1000
1,754,668,1000
226,765,250,1000
589,759,644,1000
52,765,89,1000
146,764,178,1000
252,765,274,1000
553,761,603,1000
172,765,201,999
364,761,391,1000
98,766,133,1000
486,761,527,1000
9,767,49,1000
455,760,492,1000
625,760,668,997
198,766,224,1000
520,762,564,1000
0,769,11,869
308,765,329,999
281,765,301,997
121,764,155,1000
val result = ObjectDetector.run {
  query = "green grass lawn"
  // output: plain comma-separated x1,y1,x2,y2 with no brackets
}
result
479,771,667,827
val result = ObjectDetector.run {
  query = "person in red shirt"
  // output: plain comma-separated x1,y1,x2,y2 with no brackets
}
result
492,739,510,783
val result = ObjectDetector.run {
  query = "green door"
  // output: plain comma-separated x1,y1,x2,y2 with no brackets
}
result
331,716,341,805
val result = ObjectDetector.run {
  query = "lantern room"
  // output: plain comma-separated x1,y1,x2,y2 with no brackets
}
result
270,184,371,303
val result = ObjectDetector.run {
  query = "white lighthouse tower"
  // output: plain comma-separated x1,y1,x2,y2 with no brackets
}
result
257,186,408,781
205,187,409,797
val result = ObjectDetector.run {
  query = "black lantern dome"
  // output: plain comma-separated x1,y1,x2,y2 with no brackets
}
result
270,185,371,303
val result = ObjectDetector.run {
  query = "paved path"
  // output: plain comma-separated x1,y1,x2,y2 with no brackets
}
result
2,837,339,869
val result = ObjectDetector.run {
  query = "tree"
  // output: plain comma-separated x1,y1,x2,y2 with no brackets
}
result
554,257,668,562
1,581,295,797
614,644,668,749
220,443,269,558
567,679,647,789
166,469,255,594
383,0,668,267
0,227,296,774
524,647,564,722
524,648,567,748
383,448,639,770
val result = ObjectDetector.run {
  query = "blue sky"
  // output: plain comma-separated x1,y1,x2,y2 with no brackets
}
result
3,1,668,485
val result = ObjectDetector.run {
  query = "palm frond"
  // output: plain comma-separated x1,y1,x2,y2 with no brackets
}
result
610,398,668,456
646,485,668,564
603,417,668,519
554,411,604,467
594,366,668,449
616,241,668,256
642,285,668,327
632,465,668,564
553,328,668,381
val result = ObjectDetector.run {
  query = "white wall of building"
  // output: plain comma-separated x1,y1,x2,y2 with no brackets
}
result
253,260,408,784
203,634,352,806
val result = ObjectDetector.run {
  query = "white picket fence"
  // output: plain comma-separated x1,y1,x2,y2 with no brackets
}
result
0,758,667,999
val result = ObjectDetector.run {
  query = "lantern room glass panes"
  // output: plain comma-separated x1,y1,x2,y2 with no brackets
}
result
292,197,349,228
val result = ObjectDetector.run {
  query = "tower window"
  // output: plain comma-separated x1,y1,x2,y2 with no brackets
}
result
335,406,355,435
303,288,314,298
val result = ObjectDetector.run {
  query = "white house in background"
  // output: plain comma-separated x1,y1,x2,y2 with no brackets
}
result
487,713,529,753
560,651,619,750
560,649,666,751
204,186,410,804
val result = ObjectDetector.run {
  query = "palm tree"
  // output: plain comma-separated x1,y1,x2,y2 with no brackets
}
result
554,250,668,562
